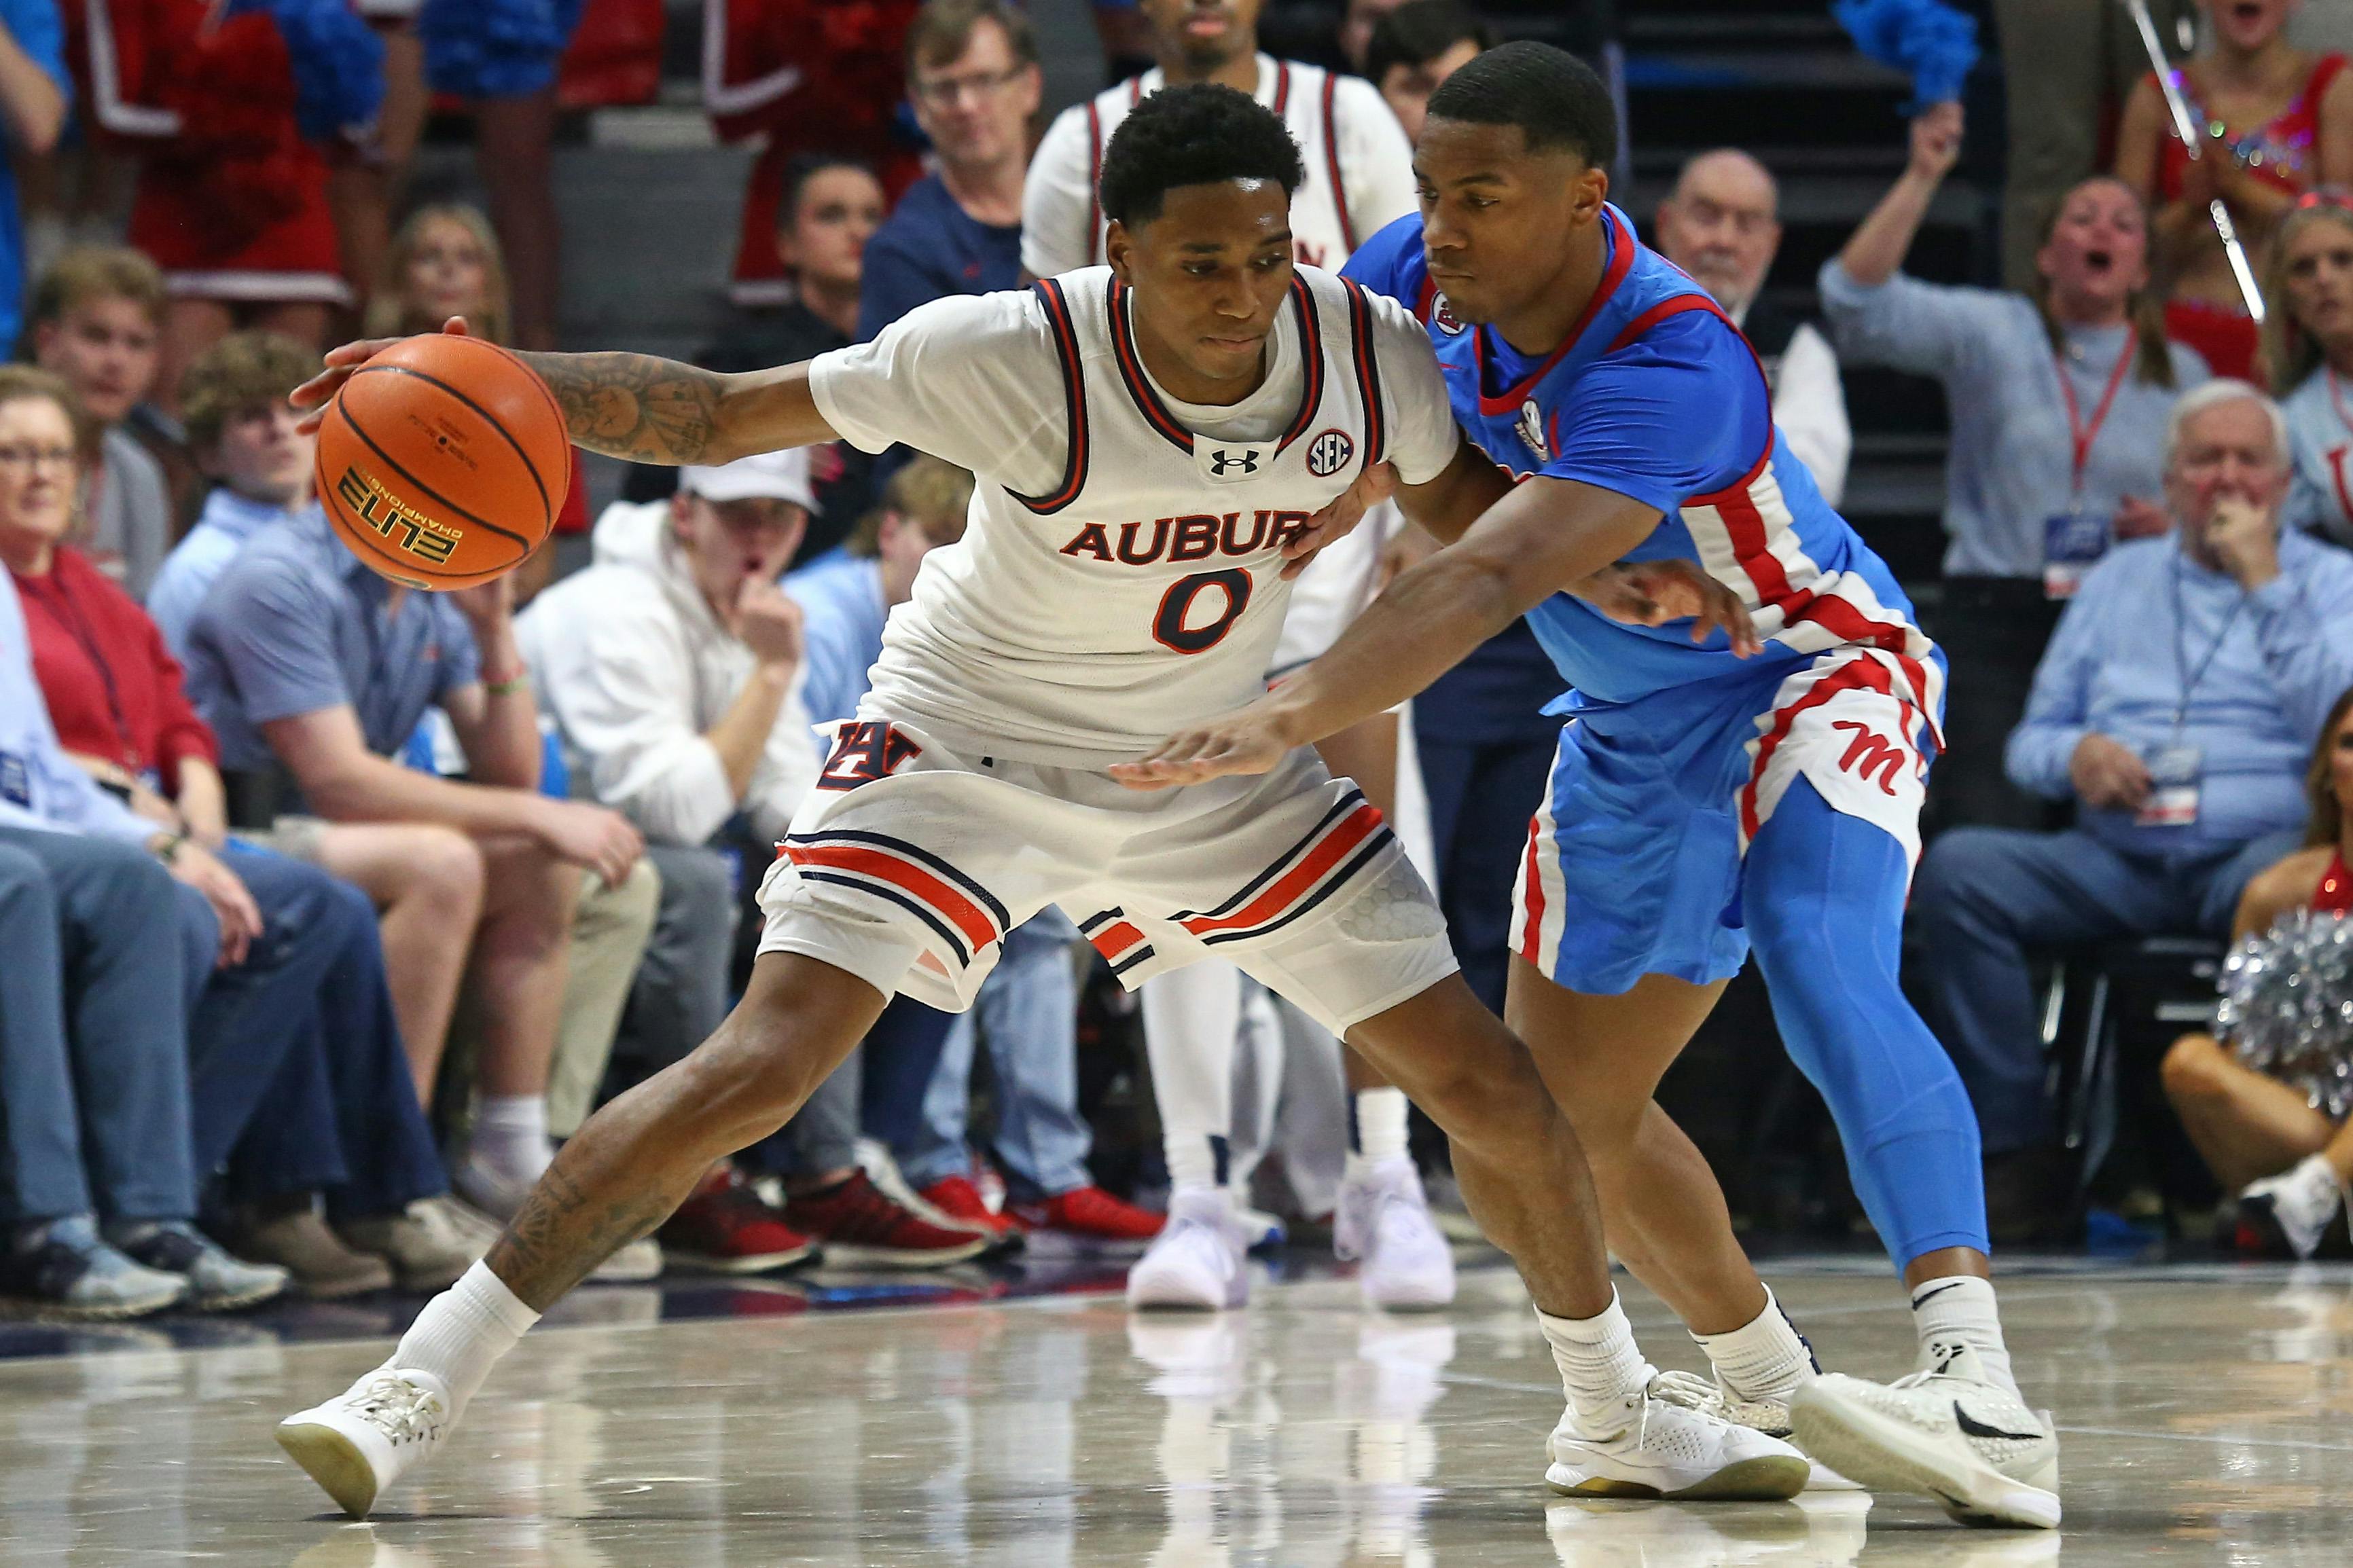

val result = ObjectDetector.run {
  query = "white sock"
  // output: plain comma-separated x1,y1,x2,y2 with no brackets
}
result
392,1260,539,1417
1345,1087,1411,1182
471,1095,553,1186
1910,1275,2019,1398
1693,1285,1817,1404
1142,966,1240,1197
1537,1289,1656,1432
1164,1133,1226,1193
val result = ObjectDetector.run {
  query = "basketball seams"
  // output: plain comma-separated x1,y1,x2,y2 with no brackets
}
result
346,356,558,526
328,397,536,554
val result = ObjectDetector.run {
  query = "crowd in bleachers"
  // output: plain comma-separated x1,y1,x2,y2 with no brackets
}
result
5,0,2353,1319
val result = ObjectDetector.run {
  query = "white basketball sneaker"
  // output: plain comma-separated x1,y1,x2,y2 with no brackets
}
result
1545,1387,1811,1500
1126,1188,1249,1311
275,1360,456,1518
1651,1367,1863,1491
1789,1339,2061,1528
1333,1157,1456,1310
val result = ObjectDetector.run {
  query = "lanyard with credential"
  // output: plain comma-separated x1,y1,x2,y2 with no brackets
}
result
2057,335,2136,500
2169,554,2246,737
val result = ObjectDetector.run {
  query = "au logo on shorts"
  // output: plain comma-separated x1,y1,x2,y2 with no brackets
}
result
1306,429,1355,477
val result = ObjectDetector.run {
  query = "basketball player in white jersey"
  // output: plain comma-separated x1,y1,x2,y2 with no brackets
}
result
1025,0,1447,1315
272,86,1801,1519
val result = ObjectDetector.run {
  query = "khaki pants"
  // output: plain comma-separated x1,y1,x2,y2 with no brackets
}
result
1996,0,2199,291
439,858,663,1142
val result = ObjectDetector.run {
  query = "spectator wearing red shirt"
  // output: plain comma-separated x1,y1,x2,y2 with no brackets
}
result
75,0,384,407
0,363,475,1298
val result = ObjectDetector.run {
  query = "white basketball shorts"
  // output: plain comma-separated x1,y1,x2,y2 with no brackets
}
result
756,718,1458,1036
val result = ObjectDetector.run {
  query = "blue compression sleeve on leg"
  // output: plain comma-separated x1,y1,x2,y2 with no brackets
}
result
1743,777,1988,1268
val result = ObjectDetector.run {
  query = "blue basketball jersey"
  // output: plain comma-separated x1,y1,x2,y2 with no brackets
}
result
1343,206,1940,727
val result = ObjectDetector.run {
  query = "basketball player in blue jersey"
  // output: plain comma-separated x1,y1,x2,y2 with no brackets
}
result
1118,44,2063,1529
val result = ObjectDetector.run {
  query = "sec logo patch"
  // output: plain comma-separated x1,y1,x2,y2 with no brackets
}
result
1306,429,1355,477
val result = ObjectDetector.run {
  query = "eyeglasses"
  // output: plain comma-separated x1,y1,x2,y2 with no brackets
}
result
0,444,77,471
912,64,1027,108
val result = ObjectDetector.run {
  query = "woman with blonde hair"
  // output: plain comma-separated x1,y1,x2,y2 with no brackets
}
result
366,205,581,544
2162,685,2353,1258
2260,192,2353,546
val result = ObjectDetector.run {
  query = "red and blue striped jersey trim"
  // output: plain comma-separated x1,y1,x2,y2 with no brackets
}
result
1007,278,1090,515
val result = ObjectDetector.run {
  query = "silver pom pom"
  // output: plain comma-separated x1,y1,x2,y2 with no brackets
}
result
2219,910,2353,1119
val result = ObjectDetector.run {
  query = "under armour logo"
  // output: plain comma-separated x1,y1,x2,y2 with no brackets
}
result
1208,449,1259,476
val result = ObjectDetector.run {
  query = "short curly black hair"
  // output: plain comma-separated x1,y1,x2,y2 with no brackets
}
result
1098,83,1306,232
1424,40,1617,169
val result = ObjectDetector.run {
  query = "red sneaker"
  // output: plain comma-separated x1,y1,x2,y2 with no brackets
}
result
660,1165,817,1274
1012,1186,1166,1243
780,1171,993,1268
918,1175,1022,1240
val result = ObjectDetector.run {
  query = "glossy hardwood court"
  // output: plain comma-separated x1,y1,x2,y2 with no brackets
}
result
2,1253,2348,1565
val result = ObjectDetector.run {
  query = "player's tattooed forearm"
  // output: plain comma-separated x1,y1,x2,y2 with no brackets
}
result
488,1161,668,1305
519,350,724,464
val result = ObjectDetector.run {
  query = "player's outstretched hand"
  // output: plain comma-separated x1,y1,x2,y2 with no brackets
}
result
1110,706,1291,790
1571,558,1763,655
1282,461,1397,580
289,316,473,435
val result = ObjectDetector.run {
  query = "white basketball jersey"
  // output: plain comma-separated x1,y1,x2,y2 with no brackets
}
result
806,266,1456,771
1071,58,1396,273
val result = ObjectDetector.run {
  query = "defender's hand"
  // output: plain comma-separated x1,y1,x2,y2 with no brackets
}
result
1572,559,1763,655
289,316,472,435
1111,705,1294,790
1282,462,1397,580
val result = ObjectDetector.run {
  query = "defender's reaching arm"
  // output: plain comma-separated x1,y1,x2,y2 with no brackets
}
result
1111,473,1758,789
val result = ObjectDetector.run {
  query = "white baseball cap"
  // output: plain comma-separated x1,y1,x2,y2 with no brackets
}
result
679,445,818,511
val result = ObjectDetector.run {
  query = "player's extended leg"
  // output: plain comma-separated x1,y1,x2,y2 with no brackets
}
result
274,951,887,1518
1745,778,2061,1529
1343,974,1808,1501
1505,964,1825,1434
1130,963,1255,1309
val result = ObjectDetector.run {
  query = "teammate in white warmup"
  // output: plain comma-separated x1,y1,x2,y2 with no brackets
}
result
271,85,1799,1520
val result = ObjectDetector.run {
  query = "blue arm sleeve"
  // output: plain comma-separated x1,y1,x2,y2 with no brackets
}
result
3,0,65,99
1542,316,1765,514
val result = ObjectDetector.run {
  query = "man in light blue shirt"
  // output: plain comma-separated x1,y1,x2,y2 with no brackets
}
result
145,333,323,653
1913,382,2353,1195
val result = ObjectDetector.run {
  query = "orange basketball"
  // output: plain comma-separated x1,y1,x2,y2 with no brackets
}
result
315,334,570,591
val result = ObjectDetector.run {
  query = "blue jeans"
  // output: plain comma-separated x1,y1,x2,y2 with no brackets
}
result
865,911,1094,1199
0,826,197,1224
1912,824,2303,1155
213,844,446,1218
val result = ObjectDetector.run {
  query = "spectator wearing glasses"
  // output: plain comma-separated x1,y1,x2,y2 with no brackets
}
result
1909,380,2353,1236
856,0,1039,342
2263,192,2353,547
0,365,473,1297
2116,0,2353,384
27,249,173,600
1655,147,1850,507
1825,102,2208,833
1361,0,1489,144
